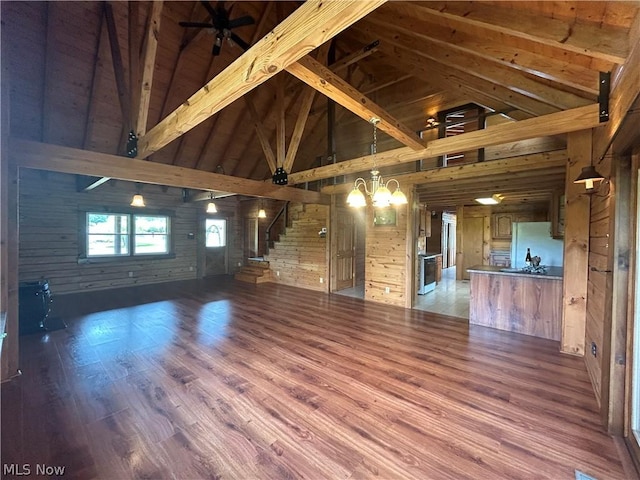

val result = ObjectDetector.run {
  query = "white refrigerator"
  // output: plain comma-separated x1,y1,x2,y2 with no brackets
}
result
511,222,564,269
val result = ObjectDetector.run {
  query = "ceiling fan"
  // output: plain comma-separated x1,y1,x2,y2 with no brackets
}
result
179,1,255,56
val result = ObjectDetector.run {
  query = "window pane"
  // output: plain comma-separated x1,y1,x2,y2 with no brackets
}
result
133,215,170,254
206,219,226,247
87,234,130,256
87,213,129,256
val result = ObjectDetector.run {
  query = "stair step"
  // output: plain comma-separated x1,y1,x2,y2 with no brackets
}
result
241,265,271,275
234,272,271,284
248,259,270,268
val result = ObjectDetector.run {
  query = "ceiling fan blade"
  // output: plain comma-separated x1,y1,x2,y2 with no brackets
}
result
179,21,214,28
228,16,255,29
230,32,250,51
201,0,218,20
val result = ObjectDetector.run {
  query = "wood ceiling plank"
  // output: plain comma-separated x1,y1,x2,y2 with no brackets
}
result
286,55,425,151
360,17,594,108
136,1,163,137
137,0,386,158
290,103,597,186
11,139,329,205
373,3,600,96
414,1,629,65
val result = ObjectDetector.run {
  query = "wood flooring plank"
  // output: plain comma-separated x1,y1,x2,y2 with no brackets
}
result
2,277,631,479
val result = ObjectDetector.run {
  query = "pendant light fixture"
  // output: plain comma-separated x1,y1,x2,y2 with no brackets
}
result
347,118,408,208
206,192,218,213
258,199,267,218
130,183,145,207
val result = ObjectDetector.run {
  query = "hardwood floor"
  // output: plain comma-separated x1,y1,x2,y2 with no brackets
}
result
1,277,633,479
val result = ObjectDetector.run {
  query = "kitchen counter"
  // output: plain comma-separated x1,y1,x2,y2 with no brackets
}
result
467,265,563,279
418,252,442,259
467,264,562,341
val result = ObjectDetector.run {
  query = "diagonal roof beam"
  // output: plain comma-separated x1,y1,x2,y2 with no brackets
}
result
286,55,425,150
136,1,163,137
288,103,600,186
137,0,386,159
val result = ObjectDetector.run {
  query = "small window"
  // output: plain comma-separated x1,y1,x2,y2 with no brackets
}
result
87,213,130,257
206,218,226,247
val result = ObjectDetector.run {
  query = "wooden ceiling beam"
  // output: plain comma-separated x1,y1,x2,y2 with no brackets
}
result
10,139,329,205
321,150,568,196
283,86,316,173
359,18,594,109
289,103,597,186
104,2,130,138
128,1,140,132
286,55,426,150
136,1,163,137
413,2,629,65
137,0,386,158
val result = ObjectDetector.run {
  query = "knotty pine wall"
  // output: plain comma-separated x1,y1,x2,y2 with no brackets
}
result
584,155,613,407
365,204,409,307
18,170,243,295
265,203,329,293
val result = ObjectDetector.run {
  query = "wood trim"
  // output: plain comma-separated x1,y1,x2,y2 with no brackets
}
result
290,104,598,187
136,1,163,137
137,0,386,158
10,139,330,205
602,153,632,434
404,186,416,308
561,130,592,355
286,56,426,150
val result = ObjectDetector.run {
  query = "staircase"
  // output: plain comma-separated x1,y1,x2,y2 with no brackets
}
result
234,258,272,284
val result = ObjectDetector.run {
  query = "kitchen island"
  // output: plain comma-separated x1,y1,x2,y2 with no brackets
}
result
467,265,563,341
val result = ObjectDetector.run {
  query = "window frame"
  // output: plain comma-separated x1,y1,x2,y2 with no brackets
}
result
79,208,175,263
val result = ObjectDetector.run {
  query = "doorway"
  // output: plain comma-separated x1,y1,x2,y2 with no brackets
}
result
333,207,365,298
245,218,258,258
628,166,640,467
203,217,228,276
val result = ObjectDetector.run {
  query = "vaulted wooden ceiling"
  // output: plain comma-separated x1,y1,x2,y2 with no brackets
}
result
2,1,639,208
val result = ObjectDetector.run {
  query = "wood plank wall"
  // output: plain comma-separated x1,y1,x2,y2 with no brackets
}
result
265,203,329,292
365,204,409,307
584,155,613,406
18,170,242,295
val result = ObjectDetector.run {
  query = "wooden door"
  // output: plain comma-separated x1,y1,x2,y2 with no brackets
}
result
462,216,484,280
204,218,228,276
336,208,355,290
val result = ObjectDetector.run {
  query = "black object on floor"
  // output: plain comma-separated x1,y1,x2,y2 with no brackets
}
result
19,280,53,335
44,316,67,332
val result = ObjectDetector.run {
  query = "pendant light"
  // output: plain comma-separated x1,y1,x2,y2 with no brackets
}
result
206,192,217,213
258,199,267,218
347,118,408,208
130,183,145,207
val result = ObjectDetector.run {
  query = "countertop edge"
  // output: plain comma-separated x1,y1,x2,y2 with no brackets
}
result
467,265,563,279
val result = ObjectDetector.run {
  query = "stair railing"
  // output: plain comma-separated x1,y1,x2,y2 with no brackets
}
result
265,202,289,255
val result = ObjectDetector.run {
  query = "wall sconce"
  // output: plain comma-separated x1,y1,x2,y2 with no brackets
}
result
130,183,145,207
574,165,605,192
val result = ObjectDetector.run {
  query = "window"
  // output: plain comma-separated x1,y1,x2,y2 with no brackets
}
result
206,218,226,247
85,212,171,258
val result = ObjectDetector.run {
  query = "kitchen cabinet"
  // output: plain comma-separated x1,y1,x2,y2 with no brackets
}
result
492,213,513,239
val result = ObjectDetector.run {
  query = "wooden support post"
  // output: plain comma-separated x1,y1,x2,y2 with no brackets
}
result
456,205,464,281
562,130,592,355
404,185,416,309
